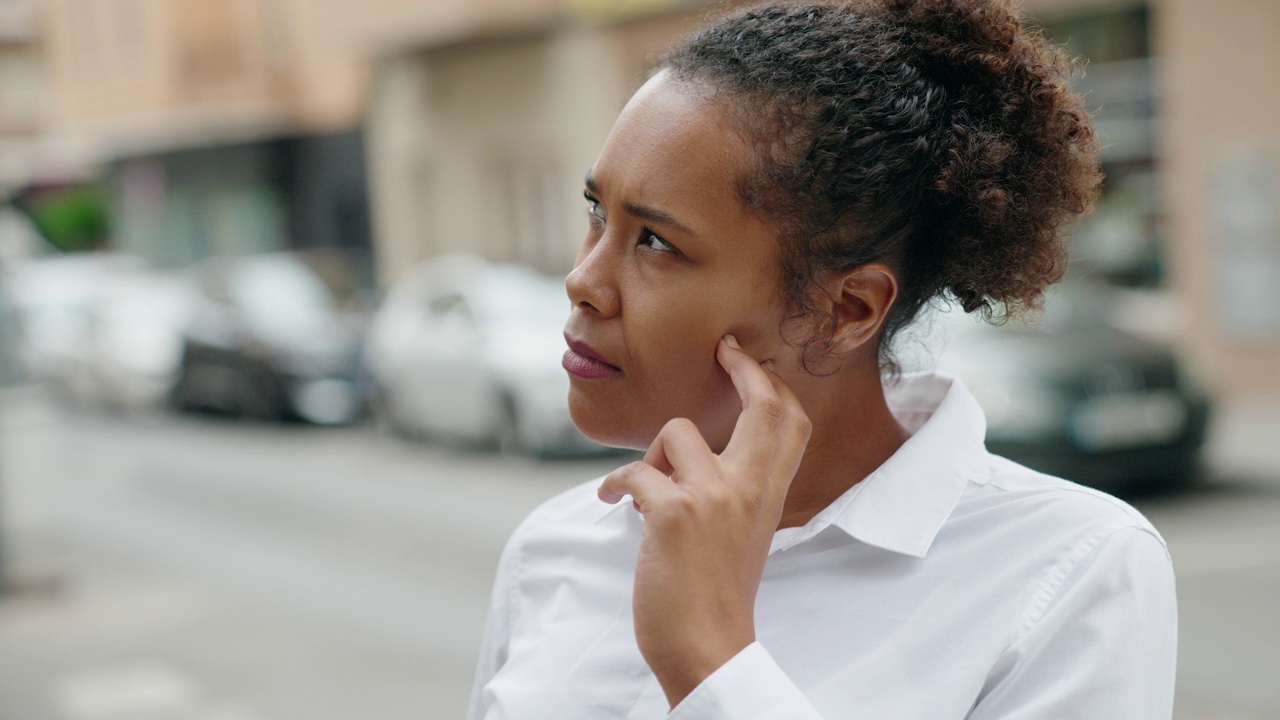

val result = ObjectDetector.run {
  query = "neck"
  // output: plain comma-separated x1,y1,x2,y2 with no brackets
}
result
776,360,910,529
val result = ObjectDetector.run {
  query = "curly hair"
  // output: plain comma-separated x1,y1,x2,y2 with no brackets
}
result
660,0,1102,372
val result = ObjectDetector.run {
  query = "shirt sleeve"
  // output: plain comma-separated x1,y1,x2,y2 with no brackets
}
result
466,521,526,720
967,525,1178,720
667,642,824,719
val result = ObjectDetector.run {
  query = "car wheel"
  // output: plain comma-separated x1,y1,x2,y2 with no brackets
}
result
370,383,418,440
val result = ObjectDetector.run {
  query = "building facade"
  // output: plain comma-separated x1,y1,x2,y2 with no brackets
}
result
0,0,63,196
35,0,375,263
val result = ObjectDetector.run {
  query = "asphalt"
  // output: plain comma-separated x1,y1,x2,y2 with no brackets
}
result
0,386,1278,720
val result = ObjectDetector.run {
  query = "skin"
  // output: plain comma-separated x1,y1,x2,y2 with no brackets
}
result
564,71,912,709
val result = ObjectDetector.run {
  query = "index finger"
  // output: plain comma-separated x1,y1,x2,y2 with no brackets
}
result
717,335,810,466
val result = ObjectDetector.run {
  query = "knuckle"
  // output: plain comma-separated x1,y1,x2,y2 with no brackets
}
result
662,417,697,437
703,481,733,504
667,489,699,515
627,460,654,478
751,395,786,425
608,461,643,483
790,410,814,439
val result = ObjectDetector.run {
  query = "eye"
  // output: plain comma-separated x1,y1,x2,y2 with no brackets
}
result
583,191,604,224
638,230,677,254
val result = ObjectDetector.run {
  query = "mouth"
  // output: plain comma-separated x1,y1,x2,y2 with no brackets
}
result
563,335,622,380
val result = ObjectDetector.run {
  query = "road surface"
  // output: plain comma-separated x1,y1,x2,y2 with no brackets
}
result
1,389,1276,719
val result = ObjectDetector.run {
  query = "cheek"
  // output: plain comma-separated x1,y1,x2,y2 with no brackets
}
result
624,297,783,448
629,310,732,421
567,277,786,451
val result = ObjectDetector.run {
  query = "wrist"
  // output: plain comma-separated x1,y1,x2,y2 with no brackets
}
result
648,634,754,709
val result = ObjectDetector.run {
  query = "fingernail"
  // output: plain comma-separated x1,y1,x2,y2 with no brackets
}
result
723,334,740,349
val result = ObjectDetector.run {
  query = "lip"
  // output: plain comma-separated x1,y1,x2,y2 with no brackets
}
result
563,335,622,380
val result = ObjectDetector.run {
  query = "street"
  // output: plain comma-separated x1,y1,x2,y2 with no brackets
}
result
1,388,1278,720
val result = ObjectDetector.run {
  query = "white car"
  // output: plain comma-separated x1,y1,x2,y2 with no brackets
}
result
5,253,196,410
365,255,602,456
5,253,145,388
64,269,197,410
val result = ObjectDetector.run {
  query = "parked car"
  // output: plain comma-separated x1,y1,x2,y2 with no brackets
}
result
60,269,197,411
0,203,51,265
917,280,1211,492
171,253,367,425
364,255,602,456
3,252,147,390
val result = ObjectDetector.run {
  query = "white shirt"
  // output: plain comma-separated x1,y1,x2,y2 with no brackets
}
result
467,373,1177,719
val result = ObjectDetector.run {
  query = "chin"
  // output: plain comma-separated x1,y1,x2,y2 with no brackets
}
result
567,385,739,454
567,391,653,451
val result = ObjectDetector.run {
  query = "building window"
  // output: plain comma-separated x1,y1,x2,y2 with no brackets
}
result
259,0,293,71
67,0,104,81
113,0,148,73
492,152,567,274
1040,6,1162,288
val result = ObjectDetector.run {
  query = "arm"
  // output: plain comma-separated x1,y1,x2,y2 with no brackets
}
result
667,642,824,719
968,526,1178,720
670,526,1175,720
466,520,525,720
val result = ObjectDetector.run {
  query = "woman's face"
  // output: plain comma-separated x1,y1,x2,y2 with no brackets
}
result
564,72,798,451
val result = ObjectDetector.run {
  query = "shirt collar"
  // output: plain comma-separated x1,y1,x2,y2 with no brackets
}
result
772,372,990,558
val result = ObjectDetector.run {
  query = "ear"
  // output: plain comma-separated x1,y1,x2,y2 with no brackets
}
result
817,263,898,356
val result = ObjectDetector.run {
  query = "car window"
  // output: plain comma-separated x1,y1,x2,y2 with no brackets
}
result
229,257,334,337
428,291,475,328
475,269,567,329
428,291,465,315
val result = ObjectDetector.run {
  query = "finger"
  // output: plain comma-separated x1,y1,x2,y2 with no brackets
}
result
598,460,677,507
717,336,806,464
759,367,812,484
643,418,720,484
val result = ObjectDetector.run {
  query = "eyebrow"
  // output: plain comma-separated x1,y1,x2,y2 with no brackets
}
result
584,173,697,237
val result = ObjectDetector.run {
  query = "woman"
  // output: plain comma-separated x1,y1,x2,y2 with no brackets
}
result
469,1,1177,717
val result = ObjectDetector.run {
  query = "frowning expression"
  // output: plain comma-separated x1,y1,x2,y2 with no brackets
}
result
563,72,797,451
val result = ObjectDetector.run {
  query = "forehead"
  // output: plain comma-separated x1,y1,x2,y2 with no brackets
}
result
590,74,755,215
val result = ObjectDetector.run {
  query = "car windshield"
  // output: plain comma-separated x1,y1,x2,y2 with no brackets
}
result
474,268,568,330
103,276,193,328
900,278,1121,373
229,257,335,338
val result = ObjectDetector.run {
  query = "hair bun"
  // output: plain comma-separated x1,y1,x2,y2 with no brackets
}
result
866,0,1101,321
878,0,1026,71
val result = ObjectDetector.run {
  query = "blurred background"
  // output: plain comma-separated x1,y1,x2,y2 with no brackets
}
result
0,0,1277,718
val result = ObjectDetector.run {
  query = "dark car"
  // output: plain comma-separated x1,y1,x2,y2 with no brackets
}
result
919,280,1210,492
171,253,367,424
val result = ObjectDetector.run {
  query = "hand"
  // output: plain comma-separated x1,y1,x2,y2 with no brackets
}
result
598,334,813,708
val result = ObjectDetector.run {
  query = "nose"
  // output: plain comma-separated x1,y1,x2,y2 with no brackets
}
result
565,237,620,318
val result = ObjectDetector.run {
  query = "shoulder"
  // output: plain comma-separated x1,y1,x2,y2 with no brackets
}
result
965,453,1165,548
957,465,1178,717
939,454,1175,642
958,453,1172,620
